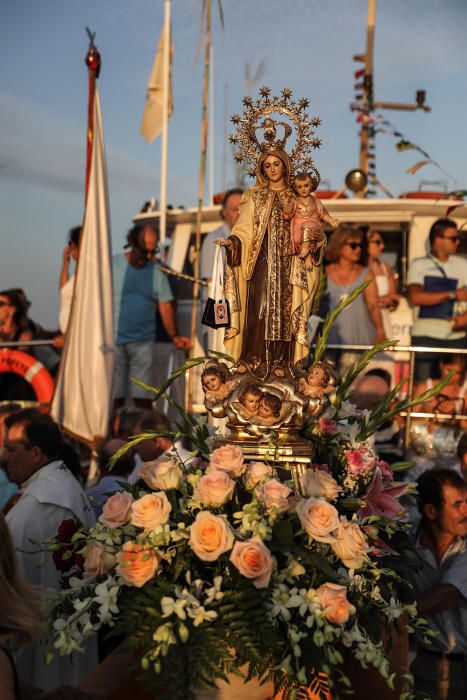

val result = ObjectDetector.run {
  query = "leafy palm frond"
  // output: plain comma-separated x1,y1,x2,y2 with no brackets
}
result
312,280,371,365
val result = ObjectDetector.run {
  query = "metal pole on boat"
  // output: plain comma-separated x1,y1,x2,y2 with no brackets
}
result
159,0,171,243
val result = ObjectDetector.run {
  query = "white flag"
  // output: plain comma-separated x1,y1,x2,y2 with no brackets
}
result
140,23,173,142
51,88,114,444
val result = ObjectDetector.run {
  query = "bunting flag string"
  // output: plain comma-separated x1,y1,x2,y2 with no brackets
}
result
406,159,432,175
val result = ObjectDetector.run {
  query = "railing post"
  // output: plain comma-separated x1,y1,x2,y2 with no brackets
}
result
403,348,416,452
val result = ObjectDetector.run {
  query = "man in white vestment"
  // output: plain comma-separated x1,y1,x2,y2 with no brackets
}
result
4,408,97,690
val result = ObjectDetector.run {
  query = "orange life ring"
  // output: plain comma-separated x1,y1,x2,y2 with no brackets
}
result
0,349,54,406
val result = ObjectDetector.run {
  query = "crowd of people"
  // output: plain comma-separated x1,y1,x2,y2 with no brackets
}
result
0,202,467,697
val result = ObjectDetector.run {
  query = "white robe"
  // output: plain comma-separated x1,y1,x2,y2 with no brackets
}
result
6,460,98,690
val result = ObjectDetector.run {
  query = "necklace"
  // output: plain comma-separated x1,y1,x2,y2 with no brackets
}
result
331,265,359,303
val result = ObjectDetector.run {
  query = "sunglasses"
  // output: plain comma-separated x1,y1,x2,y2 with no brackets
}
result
0,301,11,308
441,235,461,242
370,239,384,246
344,241,362,250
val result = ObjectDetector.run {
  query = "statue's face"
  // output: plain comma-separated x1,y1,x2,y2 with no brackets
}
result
243,392,260,413
262,155,285,184
309,366,326,386
203,373,222,391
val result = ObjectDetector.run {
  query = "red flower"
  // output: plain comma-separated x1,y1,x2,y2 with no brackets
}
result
52,519,83,574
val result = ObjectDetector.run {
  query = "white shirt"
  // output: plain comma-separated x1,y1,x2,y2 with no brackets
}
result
6,461,97,689
59,274,75,333
408,254,467,340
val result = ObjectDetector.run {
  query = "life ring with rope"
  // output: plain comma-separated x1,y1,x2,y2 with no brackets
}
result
0,349,54,407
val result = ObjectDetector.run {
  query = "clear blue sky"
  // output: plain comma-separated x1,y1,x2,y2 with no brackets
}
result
1,0,466,327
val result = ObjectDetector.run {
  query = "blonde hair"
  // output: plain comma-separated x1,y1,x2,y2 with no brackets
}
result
0,515,42,648
325,226,362,263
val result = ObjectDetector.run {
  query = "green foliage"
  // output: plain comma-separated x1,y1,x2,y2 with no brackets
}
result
313,280,371,365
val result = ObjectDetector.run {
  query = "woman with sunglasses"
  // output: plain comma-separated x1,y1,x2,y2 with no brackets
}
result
365,230,399,339
324,227,386,373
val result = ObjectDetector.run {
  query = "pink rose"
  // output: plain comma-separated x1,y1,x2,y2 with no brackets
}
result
116,542,159,587
257,478,292,513
194,470,236,508
130,492,172,530
244,462,273,490
189,511,234,562
300,468,341,501
84,541,116,578
230,535,273,589
317,418,337,434
345,446,377,477
208,444,245,478
331,521,369,570
316,582,355,624
140,458,183,490
99,492,134,528
296,497,340,542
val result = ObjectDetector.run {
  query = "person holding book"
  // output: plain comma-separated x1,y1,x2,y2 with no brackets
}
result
408,219,467,381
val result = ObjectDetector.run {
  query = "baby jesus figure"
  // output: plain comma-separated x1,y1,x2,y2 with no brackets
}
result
286,172,339,270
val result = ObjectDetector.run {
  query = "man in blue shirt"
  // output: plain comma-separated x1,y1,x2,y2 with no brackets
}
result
113,224,190,409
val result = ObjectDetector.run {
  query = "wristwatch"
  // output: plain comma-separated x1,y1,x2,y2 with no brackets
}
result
448,290,457,301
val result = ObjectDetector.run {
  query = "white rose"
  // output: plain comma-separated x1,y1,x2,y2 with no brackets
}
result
300,468,341,501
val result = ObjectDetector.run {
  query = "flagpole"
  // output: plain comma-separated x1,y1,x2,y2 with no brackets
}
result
159,0,171,243
208,42,214,204
187,0,211,412
84,28,101,202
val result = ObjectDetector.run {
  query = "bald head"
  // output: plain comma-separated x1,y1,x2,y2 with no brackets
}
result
351,374,390,411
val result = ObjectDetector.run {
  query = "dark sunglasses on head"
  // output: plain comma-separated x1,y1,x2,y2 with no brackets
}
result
345,241,362,250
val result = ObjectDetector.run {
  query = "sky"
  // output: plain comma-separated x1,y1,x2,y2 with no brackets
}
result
1,0,466,327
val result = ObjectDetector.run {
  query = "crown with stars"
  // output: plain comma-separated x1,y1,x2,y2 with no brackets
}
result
229,87,322,181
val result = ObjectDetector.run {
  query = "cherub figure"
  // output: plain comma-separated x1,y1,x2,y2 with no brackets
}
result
201,365,235,405
257,392,282,426
298,361,335,399
287,172,339,270
237,384,262,420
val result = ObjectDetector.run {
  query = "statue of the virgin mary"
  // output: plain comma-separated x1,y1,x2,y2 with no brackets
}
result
217,90,324,378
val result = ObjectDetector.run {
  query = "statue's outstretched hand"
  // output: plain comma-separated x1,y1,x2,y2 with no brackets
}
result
216,238,233,249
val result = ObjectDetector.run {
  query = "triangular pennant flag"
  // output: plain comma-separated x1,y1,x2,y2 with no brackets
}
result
406,159,431,174
354,67,365,79
396,139,416,152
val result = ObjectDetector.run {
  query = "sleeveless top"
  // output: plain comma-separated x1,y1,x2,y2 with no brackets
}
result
326,267,376,346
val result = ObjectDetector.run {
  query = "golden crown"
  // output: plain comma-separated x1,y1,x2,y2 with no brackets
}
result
229,87,322,180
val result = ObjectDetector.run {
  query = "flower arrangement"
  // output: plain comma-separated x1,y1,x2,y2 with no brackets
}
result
44,348,444,700
45,289,446,698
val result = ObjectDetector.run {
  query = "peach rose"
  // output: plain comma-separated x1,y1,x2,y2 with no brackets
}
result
140,458,183,490
296,497,340,543
189,511,234,562
116,542,159,588
230,535,273,589
300,468,341,501
99,491,134,528
207,444,245,478
84,541,116,578
331,521,369,570
130,492,172,530
194,470,236,508
316,582,355,624
244,462,273,490
257,478,292,514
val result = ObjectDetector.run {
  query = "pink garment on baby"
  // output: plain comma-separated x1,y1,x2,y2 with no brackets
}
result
290,196,324,254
